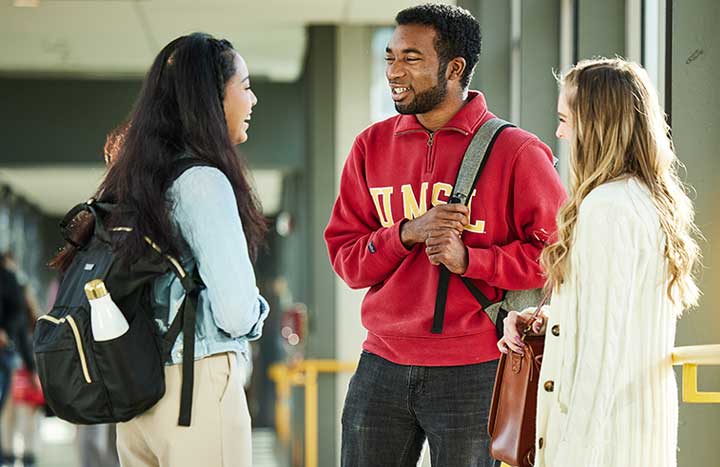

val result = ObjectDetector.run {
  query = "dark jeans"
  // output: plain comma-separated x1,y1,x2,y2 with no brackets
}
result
342,351,500,467
0,349,14,411
0,349,15,459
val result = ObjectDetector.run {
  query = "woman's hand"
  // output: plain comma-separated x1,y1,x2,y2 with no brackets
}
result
497,307,548,355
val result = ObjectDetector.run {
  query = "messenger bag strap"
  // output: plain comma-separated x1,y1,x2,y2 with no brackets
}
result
431,118,515,334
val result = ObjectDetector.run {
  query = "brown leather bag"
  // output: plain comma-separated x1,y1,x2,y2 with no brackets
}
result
487,298,548,467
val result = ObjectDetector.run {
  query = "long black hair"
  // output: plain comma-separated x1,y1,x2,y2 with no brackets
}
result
52,32,267,270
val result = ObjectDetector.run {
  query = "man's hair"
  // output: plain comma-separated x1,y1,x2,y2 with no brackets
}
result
395,3,481,89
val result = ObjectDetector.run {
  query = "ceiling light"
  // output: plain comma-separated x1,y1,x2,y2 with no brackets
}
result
14,0,40,7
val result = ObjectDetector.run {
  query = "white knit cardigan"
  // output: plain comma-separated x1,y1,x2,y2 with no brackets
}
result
535,177,679,467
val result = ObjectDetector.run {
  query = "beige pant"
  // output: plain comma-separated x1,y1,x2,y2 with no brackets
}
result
1,396,42,458
116,352,252,467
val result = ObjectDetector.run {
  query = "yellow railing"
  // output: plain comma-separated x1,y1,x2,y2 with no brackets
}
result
672,344,720,403
269,359,357,467
270,346,719,467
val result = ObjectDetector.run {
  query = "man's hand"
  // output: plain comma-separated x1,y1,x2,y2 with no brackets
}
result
425,230,468,274
400,204,469,248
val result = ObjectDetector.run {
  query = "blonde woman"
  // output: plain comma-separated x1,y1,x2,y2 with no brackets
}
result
498,58,701,467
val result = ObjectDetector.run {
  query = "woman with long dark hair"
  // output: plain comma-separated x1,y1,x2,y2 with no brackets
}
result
55,32,269,466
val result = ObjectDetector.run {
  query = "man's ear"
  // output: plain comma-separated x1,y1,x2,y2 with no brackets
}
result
446,57,467,83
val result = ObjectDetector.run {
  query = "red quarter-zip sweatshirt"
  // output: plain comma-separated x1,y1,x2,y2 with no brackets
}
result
325,92,567,366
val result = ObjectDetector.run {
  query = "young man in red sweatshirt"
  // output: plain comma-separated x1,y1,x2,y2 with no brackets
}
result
325,4,567,466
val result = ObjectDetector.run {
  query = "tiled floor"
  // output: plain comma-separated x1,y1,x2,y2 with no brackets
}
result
13,417,78,467
15,421,493,467
252,428,281,467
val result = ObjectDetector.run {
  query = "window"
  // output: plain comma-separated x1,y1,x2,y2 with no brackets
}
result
370,27,397,123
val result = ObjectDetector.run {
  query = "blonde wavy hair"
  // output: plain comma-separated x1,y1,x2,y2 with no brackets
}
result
541,58,701,310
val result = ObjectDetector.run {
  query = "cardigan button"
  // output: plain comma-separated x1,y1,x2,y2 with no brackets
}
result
544,380,555,392
538,437,544,449
551,324,560,336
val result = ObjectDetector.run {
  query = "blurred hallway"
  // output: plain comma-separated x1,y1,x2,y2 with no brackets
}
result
0,0,718,466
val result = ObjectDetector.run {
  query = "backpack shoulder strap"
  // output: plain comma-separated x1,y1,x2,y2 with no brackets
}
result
162,156,215,427
170,157,216,184
431,117,515,334
450,117,515,206
161,267,203,426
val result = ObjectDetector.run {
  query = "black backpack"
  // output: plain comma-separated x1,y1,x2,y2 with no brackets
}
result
34,159,208,426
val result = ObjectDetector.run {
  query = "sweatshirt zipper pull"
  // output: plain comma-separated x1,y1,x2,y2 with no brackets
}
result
426,132,435,173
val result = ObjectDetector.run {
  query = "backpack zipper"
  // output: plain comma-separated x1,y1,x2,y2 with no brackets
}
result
110,227,187,279
38,315,92,384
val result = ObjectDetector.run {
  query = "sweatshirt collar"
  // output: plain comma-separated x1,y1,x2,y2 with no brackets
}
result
393,90,489,135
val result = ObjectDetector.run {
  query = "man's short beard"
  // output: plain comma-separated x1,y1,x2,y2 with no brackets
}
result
395,64,449,115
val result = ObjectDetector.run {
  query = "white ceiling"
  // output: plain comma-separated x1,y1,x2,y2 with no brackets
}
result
0,0,450,81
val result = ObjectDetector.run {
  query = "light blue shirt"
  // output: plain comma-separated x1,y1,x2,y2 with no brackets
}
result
151,166,269,365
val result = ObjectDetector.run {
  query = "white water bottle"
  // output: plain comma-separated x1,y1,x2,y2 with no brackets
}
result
85,279,129,341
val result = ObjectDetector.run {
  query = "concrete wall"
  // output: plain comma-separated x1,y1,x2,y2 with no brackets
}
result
670,1,720,464
304,25,339,467
518,0,561,150
576,0,626,60
461,0,560,154
461,0,512,119
333,24,374,466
